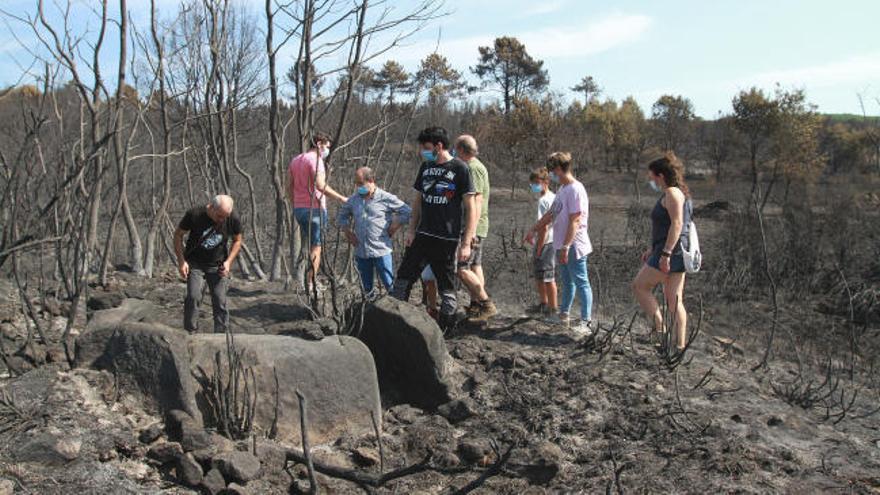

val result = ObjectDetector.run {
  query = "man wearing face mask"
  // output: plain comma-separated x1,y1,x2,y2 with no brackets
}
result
287,132,348,290
337,167,411,294
391,126,478,331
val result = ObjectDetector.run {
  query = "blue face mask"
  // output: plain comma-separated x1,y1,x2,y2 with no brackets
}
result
357,185,370,196
529,183,543,194
549,171,559,184
420,149,436,162
451,149,457,158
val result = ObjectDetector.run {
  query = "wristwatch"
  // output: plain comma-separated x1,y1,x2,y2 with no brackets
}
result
660,250,672,258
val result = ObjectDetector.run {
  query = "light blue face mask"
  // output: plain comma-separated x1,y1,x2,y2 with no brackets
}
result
549,171,559,184
357,185,370,196
420,149,436,162
648,179,662,193
451,149,457,158
529,183,543,194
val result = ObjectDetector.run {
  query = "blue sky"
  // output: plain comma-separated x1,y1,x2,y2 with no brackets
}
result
2,0,878,117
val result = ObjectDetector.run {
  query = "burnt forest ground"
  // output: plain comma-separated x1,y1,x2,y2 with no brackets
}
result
0,169,879,493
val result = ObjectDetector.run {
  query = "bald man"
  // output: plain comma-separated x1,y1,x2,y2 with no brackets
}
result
174,194,243,333
455,135,497,322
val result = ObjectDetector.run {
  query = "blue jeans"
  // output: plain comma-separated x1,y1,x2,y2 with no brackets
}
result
355,254,394,293
293,208,328,246
558,246,593,321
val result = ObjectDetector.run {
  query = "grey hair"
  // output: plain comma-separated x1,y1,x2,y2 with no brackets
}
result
210,194,234,211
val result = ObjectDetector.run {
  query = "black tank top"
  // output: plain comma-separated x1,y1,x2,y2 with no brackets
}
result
650,192,692,253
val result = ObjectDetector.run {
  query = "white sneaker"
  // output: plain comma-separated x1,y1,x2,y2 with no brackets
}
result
571,319,594,337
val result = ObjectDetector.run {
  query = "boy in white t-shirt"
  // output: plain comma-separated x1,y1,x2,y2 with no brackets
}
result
523,168,557,316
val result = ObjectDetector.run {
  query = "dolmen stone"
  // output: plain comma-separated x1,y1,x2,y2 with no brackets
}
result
189,334,381,444
74,298,383,446
358,296,461,409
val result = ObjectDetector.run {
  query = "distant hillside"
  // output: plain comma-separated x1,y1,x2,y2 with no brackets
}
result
824,113,880,123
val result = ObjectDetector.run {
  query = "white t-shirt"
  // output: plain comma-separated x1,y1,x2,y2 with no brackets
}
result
550,180,592,259
537,191,555,245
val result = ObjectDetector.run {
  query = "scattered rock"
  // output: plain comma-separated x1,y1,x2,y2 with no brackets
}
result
387,404,423,425
351,447,380,467
147,441,184,464
220,483,250,495
180,423,213,452
767,416,784,427
12,432,81,464
138,423,163,444
87,291,125,311
457,438,492,464
165,409,195,440
212,450,262,483
437,398,476,423
434,451,461,468
201,468,227,495
507,441,563,485
0,479,13,495
359,297,461,409
176,452,204,487
730,414,744,424
254,440,288,476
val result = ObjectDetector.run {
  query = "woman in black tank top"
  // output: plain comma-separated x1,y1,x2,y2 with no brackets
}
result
631,152,692,351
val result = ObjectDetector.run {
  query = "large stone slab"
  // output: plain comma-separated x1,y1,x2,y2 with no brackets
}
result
74,320,203,423
188,334,381,445
358,297,460,409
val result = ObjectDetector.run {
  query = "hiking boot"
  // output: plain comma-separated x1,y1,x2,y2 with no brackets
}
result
544,312,570,327
466,301,481,318
526,303,547,315
468,299,498,322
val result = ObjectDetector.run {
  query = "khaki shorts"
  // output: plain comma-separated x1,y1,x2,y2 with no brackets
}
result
457,236,484,269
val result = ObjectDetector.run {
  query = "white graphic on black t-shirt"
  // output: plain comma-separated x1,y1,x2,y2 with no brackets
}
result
200,228,223,250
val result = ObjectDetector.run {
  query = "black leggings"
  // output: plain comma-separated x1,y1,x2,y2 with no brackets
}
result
390,234,459,319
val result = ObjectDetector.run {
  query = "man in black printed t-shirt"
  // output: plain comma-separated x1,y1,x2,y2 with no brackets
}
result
174,194,243,333
390,126,478,330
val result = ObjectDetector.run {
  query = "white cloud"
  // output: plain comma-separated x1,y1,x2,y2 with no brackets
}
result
384,12,652,68
736,53,880,90
520,13,652,59
521,0,568,17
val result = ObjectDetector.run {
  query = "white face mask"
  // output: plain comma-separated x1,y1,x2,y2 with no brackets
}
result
320,147,330,160
648,179,661,193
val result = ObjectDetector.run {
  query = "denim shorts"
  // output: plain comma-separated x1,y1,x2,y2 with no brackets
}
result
294,208,328,246
647,247,685,273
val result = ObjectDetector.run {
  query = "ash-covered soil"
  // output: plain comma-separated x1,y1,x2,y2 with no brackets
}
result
0,185,878,493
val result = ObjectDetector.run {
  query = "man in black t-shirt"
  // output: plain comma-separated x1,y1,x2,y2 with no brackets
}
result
174,194,243,333
390,126,477,330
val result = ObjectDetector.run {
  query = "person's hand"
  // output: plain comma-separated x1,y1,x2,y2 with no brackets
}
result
558,247,569,265
345,231,358,246
219,260,232,278
388,223,401,237
405,230,415,247
458,242,472,263
640,249,651,263
659,255,671,274
523,229,535,245
178,261,189,280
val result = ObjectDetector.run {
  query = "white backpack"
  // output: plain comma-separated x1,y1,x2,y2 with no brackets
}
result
682,220,701,273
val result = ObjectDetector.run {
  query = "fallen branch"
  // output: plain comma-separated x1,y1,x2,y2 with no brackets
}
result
284,449,433,487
